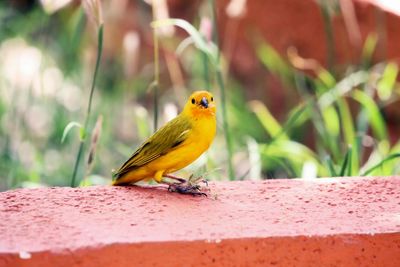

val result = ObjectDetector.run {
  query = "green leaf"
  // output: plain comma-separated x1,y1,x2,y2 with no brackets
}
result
316,67,336,89
360,140,390,175
361,153,400,176
318,70,369,109
377,62,398,101
339,146,352,176
151,18,217,61
351,136,360,175
256,41,293,84
321,105,340,137
280,101,312,136
337,99,355,145
326,156,337,177
352,89,387,140
261,140,327,177
61,121,83,143
361,33,377,67
250,100,286,139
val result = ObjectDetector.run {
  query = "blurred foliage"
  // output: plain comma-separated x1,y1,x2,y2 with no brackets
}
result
254,35,400,178
0,0,399,191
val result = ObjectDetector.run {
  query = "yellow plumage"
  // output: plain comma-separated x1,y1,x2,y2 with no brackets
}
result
113,90,216,186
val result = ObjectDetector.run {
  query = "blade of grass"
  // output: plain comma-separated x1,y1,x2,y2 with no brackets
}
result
361,153,400,176
377,62,398,101
249,100,287,139
337,98,355,145
352,89,387,140
326,156,338,177
151,18,216,60
347,146,353,176
71,23,103,187
321,105,340,138
256,41,293,83
339,145,351,176
350,135,361,175
318,70,369,108
271,100,312,142
313,100,341,162
61,121,82,143
316,67,336,91
361,33,377,68
309,101,340,162
284,101,312,128
337,98,356,172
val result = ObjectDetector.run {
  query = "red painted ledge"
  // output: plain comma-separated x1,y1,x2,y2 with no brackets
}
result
1,176,400,267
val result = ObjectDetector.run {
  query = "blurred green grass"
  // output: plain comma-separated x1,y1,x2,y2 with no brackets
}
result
0,0,399,191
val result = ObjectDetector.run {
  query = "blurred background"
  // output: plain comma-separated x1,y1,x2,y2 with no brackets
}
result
1,0,400,191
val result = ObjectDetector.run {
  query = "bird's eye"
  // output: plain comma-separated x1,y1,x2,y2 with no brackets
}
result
211,97,214,102
191,98,195,104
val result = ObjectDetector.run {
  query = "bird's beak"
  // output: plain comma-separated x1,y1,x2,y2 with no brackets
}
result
200,97,209,108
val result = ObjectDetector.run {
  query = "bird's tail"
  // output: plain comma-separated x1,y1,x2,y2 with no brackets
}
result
111,169,124,185
111,168,146,185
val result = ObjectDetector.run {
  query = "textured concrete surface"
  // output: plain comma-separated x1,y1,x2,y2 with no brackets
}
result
1,177,400,266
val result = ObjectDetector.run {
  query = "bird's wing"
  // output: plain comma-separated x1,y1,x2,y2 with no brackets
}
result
114,116,192,179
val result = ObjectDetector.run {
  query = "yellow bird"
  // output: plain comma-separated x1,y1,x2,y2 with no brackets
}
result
113,90,216,195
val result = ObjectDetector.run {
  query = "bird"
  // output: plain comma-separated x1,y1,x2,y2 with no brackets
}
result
112,90,216,195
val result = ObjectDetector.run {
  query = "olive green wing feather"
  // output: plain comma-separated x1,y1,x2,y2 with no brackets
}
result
114,115,192,179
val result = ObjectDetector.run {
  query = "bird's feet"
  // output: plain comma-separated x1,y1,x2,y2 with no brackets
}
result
165,174,208,196
168,182,207,196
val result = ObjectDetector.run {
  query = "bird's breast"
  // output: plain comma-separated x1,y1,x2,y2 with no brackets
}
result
156,115,216,173
190,115,217,145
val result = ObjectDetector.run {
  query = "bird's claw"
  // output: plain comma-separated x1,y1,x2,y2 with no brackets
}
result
168,183,207,197
164,173,209,196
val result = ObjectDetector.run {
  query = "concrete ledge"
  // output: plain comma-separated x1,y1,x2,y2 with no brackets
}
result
1,177,400,266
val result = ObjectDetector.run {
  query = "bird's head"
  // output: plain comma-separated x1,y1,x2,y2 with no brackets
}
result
183,90,216,117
